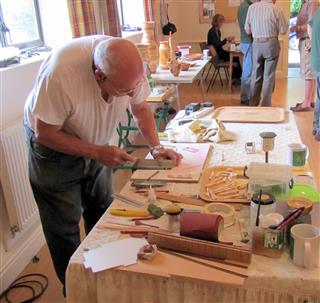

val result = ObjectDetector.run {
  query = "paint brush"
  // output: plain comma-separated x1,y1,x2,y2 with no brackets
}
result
269,207,305,230
255,190,262,227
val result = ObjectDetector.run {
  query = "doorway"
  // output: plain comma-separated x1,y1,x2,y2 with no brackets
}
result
288,0,302,75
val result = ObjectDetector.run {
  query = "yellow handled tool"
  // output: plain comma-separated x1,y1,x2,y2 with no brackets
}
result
109,208,150,217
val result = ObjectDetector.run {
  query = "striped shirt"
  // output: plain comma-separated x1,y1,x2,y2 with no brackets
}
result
245,0,288,39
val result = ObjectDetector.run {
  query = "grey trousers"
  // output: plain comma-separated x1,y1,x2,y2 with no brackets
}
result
250,40,280,106
24,125,113,286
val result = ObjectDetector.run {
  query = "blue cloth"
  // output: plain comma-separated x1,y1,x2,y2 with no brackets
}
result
314,72,320,136
240,42,253,102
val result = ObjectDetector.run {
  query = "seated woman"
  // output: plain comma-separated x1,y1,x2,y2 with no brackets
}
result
207,14,242,81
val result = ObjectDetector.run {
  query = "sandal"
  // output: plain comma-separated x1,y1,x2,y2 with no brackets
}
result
291,102,315,110
291,105,313,112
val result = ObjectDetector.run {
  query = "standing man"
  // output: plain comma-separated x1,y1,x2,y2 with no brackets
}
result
24,36,182,292
307,8,320,140
290,0,319,112
245,0,287,106
237,0,253,105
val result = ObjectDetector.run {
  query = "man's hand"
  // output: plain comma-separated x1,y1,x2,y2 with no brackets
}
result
226,36,235,42
152,148,183,166
305,42,311,53
97,146,137,167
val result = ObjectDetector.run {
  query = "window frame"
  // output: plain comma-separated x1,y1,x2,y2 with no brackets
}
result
117,0,144,32
0,0,44,49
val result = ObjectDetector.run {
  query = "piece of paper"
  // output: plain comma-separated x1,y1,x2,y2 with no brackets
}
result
83,238,148,273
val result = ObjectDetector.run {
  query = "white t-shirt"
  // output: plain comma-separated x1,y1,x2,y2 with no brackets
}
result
24,35,150,146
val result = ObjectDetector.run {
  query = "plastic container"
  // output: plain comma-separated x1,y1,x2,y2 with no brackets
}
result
177,45,191,57
245,162,293,201
250,192,276,230
252,227,284,258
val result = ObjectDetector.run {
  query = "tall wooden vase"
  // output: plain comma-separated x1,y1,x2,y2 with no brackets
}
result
141,21,158,73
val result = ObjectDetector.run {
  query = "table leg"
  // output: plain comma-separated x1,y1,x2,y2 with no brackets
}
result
228,53,233,92
200,76,206,101
174,84,181,109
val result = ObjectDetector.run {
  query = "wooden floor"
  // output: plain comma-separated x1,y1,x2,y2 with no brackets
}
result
2,71,319,303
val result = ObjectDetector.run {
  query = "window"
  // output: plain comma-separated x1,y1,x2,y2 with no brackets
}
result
0,0,44,49
117,0,145,31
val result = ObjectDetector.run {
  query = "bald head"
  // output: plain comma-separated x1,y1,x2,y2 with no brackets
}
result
93,38,144,82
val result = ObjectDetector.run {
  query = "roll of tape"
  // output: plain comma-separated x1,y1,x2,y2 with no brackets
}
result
203,203,235,227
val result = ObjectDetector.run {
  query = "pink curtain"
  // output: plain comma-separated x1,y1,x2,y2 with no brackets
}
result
106,0,122,37
143,0,155,21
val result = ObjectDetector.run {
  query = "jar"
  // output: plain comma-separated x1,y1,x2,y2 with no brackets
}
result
159,41,170,70
250,192,276,230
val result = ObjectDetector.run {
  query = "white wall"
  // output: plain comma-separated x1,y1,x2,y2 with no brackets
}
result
0,55,47,293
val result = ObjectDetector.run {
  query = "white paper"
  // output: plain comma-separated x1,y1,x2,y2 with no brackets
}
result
83,238,148,273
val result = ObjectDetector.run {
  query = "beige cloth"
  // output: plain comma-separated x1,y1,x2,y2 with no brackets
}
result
299,38,315,79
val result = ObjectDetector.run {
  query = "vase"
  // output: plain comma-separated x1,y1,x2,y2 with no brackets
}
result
141,21,158,73
159,41,170,70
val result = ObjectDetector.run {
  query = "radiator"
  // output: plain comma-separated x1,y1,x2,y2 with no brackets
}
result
0,122,38,235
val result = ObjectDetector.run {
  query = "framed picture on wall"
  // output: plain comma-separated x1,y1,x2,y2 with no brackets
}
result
199,0,215,23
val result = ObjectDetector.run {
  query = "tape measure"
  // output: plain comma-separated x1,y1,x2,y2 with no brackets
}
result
203,203,235,227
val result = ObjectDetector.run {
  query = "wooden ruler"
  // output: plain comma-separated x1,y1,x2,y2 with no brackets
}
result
155,193,205,207
148,232,252,265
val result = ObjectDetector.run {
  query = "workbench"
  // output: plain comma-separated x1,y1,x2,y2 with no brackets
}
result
66,112,320,303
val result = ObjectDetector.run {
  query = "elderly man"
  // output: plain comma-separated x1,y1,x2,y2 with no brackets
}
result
237,0,253,105
24,36,182,291
245,0,287,106
290,0,319,112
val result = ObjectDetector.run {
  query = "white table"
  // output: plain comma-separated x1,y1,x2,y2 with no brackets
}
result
151,59,210,108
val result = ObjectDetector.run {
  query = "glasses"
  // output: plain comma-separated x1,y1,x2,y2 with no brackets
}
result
106,76,146,96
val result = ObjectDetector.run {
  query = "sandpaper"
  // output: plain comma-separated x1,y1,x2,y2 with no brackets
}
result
180,212,223,242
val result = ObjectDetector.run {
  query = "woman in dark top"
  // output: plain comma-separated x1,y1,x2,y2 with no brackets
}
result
207,14,242,80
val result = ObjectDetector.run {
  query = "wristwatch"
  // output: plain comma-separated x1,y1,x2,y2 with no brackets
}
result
150,144,164,156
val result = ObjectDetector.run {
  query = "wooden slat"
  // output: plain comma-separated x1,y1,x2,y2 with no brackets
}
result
155,192,206,206
148,232,252,265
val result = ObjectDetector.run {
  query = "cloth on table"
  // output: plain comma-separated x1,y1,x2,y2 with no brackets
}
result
164,119,237,143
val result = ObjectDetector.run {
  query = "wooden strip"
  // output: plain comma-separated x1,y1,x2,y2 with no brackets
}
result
160,249,248,278
148,232,252,265
155,193,205,207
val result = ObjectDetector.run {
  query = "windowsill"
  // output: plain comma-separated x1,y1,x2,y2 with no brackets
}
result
122,30,142,38
0,51,50,72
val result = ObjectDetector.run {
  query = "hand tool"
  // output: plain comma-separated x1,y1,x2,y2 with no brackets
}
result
109,208,150,217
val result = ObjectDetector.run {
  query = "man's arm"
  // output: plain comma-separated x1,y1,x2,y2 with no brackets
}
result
244,8,252,35
130,101,182,165
34,118,136,167
278,10,288,35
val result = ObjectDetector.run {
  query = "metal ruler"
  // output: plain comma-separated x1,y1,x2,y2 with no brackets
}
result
112,193,144,208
